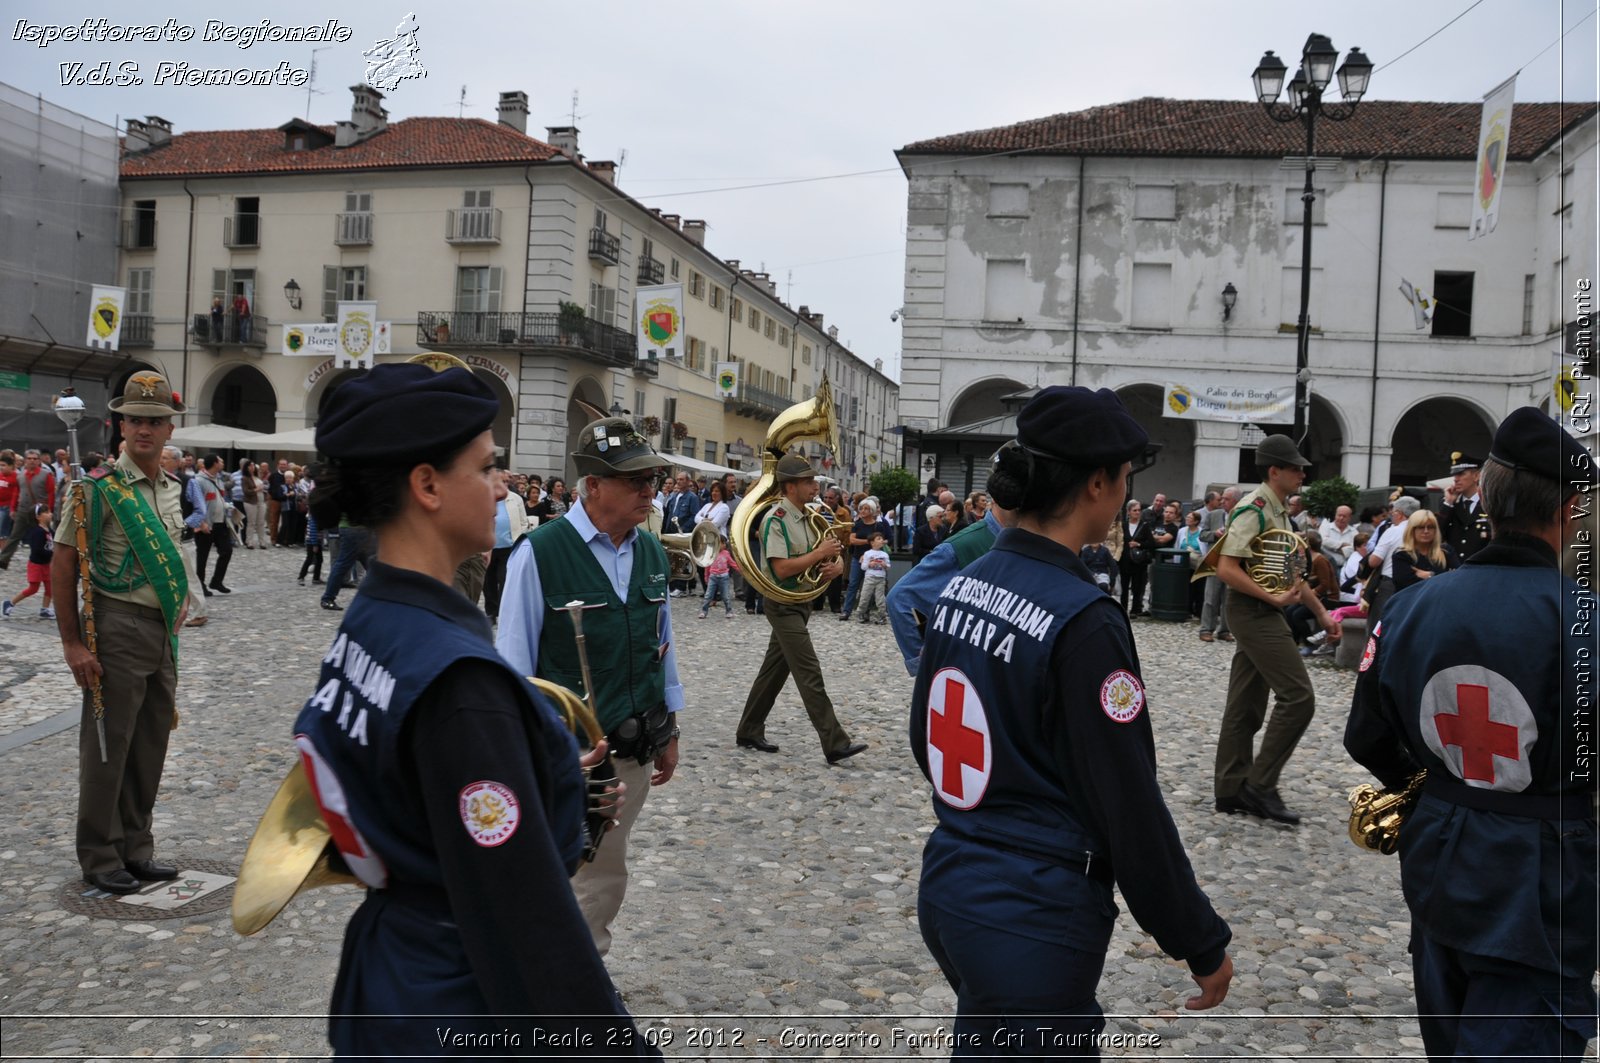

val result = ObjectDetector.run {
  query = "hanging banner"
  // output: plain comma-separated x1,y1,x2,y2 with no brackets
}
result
715,360,739,398
336,301,381,369
1163,381,1294,424
1398,278,1434,330
636,284,683,362
284,320,391,360
86,285,127,350
1470,75,1516,241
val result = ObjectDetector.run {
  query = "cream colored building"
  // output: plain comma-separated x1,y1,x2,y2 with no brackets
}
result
115,85,894,485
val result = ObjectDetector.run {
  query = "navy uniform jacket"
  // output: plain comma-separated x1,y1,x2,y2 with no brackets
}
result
909,528,1230,972
1438,494,1491,561
293,562,655,1058
1345,534,1597,979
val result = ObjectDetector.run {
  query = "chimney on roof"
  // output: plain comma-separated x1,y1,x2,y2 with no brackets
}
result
497,91,529,134
728,259,741,270
589,159,617,186
546,125,579,158
143,116,172,148
812,312,825,331
828,325,839,341
874,358,883,372
125,118,150,153
681,219,706,246
660,213,681,231
754,271,777,297
336,84,388,147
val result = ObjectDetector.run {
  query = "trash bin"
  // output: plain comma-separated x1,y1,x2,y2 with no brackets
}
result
1149,548,1193,621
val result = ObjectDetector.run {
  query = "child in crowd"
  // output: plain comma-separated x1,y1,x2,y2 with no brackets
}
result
3,504,54,619
856,532,892,624
699,535,738,619
298,510,323,586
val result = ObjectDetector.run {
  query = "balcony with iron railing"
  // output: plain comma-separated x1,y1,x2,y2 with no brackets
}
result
588,227,620,265
223,215,261,248
446,207,501,243
636,255,664,286
191,311,269,349
336,211,373,245
724,380,791,420
417,310,654,373
122,314,154,347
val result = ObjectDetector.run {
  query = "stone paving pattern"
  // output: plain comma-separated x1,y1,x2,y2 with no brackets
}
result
0,546,1556,1059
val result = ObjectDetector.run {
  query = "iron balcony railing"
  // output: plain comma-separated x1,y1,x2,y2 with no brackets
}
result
122,314,154,347
191,311,269,348
724,380,790,420
636,255,664,286
588,228,620,265
222,215,261,248
417,310,646,370
336,211,373,245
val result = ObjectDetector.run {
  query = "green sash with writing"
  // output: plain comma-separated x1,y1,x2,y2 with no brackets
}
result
83,470,188,660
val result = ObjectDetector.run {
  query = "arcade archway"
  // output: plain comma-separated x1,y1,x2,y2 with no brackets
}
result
946,377,1026,426
563,376,611,481
209,364,277,433
1389,397,1495,487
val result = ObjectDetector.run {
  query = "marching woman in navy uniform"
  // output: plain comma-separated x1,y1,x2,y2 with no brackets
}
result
910,387,1233,1056
292,364,656,1059
1345,407,1596,1062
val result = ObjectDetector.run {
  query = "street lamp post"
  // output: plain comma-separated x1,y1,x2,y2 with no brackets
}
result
1253,34,1372,444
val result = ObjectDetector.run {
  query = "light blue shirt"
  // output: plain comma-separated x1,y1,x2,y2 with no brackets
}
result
887,508,1002,676
493,500,513,548
495,498,684,713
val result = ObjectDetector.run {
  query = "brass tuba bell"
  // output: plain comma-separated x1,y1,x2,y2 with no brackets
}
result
728,374,851,605
660,520,722,584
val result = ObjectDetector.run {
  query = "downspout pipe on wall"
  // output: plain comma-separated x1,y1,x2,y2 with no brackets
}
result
182,179,195,417
1365,160,1388,487
1069,155,1085,386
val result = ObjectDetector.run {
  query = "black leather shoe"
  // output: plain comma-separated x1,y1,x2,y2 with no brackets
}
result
736,736,779,753
1238,782,1301,825
84,869,143,895
1215,793,1249,814
321,599,342,611
126,859,179,881
202,587,214,597
825,741,869,765
210,583,231,594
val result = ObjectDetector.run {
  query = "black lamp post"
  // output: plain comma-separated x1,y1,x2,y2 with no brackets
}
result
283,278,302,310
1253,34,1372,443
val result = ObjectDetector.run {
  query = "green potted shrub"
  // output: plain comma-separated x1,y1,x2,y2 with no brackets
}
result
1302,474,1359,521
869,465,920,575
557,301,586,343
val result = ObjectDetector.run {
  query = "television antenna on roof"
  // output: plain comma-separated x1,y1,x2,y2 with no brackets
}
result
304,46,332,119
457,85,472,118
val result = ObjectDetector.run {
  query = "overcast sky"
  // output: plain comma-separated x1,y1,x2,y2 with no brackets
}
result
6,0,1596,382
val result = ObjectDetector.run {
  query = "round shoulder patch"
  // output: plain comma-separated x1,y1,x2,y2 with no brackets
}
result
459,780,520,847
1100,669,1145,723
926,667,992,810
1252,496,1266,507
1358,636,1378,672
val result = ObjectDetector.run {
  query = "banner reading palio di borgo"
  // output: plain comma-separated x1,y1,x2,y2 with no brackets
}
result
1163,381,1294,423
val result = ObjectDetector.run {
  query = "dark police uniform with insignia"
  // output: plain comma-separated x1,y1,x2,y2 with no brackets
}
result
1345,408,1597,1062
295,365,655,1059
55,373,190,894
1438,455,1491,562
910,387,1230,1056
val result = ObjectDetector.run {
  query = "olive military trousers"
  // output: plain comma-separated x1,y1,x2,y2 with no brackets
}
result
1214,593,1315,800
77,598,177,878
737,597,853,755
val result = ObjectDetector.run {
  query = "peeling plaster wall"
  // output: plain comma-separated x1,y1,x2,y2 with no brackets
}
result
899,129,1597,496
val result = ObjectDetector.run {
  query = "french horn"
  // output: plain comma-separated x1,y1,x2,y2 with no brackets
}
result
728,374,851,605
232,678,602,936
1191,526,1310,594
661,520,721,584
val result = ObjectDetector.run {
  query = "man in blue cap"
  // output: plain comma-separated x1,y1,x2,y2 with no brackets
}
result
1346,407,1596,1063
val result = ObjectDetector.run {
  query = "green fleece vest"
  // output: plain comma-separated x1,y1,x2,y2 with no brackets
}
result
946,517,997,569
529,518,669,734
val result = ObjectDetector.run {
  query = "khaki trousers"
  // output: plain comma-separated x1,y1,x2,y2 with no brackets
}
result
737,598,852,754
572,755,652,957
1214,593,1315,800
453,553,486,607
77,599,177,877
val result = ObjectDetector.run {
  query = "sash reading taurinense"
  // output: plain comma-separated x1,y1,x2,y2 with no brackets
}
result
83,468,189,662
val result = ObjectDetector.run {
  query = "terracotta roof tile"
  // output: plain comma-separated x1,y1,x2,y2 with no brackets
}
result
121,117,562,178
898,98,1598,162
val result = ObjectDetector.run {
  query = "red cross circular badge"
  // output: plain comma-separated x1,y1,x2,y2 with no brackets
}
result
459,780,522,847
926,667,991,810
1099,669,1145,723
1418,665,1536,790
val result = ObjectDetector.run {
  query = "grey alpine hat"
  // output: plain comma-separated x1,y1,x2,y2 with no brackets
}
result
1255,434,1311,468
571,417,670,477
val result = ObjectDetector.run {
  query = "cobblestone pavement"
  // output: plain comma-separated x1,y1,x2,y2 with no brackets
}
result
0,546,1566,1060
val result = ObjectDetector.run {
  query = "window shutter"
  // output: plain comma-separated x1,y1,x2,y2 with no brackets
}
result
488,267,502,313
211,269,227,303
322,266,338,322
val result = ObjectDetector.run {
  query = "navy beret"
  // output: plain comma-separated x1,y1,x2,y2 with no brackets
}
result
315,364,498,462
1015,386,1149,465
1488,407,1596,487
